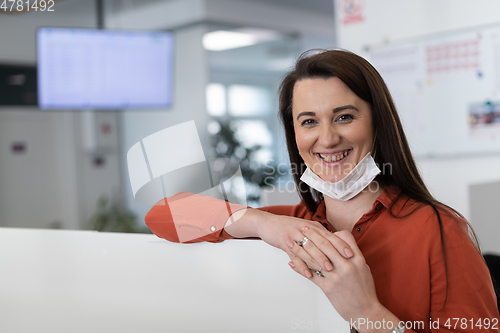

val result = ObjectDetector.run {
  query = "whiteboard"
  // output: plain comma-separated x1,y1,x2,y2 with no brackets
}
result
368,26,500,157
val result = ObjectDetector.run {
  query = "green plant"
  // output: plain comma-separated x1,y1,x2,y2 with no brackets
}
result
89,196,151,233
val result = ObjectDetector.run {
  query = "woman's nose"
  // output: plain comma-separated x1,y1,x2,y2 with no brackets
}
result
318,125,340,147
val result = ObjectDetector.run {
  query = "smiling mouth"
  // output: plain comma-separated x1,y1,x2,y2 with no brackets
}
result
316,149,351,163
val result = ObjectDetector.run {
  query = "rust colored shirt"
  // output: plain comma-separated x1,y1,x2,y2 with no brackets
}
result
145,187,500,332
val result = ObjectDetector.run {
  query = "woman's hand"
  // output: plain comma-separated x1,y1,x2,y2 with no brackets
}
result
287,227,400,332
224,208,354,274
255,210,355,272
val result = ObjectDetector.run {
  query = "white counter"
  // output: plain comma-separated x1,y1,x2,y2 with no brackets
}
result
0,228,347,333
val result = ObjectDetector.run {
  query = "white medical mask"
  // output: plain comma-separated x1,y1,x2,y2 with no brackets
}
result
300,153,381,201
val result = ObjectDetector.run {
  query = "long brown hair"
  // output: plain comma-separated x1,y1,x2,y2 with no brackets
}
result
278,49,480,305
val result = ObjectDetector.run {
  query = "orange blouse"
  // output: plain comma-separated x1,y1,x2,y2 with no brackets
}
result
145,187,499,332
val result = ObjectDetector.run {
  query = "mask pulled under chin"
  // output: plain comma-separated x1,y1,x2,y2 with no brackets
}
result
299,153,381,201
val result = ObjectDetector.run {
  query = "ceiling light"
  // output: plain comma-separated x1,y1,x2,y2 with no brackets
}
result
202,28,282,51
203,31,258,51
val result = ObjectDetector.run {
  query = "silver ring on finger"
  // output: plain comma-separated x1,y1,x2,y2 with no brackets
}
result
296,236,309,247
316,268,324,277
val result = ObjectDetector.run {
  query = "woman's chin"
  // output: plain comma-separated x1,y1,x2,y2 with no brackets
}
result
309,164,352,184
317,173,346,184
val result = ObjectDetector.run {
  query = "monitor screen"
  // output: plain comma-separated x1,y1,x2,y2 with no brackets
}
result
37,28,174,110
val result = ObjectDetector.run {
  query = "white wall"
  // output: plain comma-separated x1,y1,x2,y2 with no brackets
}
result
335,0,500,253
417,154,500,254
0,110,62,228
0,0,96,64
0,109,122,230
335,0,500,56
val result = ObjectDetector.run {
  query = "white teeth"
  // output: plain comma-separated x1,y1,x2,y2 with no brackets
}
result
318,150,349,162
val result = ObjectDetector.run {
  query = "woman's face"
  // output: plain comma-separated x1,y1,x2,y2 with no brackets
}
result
292,77,374,183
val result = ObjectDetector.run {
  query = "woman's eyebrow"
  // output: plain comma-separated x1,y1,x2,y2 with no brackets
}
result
296,105,359,120
296,111,315,120
333,105,359,113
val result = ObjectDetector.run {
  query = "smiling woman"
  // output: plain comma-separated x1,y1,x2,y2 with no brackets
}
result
145,49,499,333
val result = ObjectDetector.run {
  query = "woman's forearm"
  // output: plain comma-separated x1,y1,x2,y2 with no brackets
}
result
223,208,262,239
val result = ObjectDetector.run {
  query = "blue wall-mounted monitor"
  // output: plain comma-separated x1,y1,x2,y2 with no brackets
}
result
37,28,174,110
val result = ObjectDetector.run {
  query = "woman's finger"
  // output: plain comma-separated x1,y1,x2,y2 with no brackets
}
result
301,228,352,267
332,230,362,257
306,225,354,259
296,235,335,272
286,239,322,273
287,250,314,279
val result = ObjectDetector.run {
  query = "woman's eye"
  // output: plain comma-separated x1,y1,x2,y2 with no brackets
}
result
336,114,354,123
301,119,316,126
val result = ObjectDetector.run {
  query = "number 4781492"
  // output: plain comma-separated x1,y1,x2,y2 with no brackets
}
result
0,0,55,12
443,318,499,330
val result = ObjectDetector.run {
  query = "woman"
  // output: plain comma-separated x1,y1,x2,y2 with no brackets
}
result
146,50,499,332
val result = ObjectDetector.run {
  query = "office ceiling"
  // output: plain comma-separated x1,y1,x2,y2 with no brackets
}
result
236,0,334,15
0,0,334,20
102,0,335,75
0,0,335,70
106,0,334,16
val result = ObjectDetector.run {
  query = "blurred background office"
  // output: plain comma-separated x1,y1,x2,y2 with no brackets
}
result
0,0,500,255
